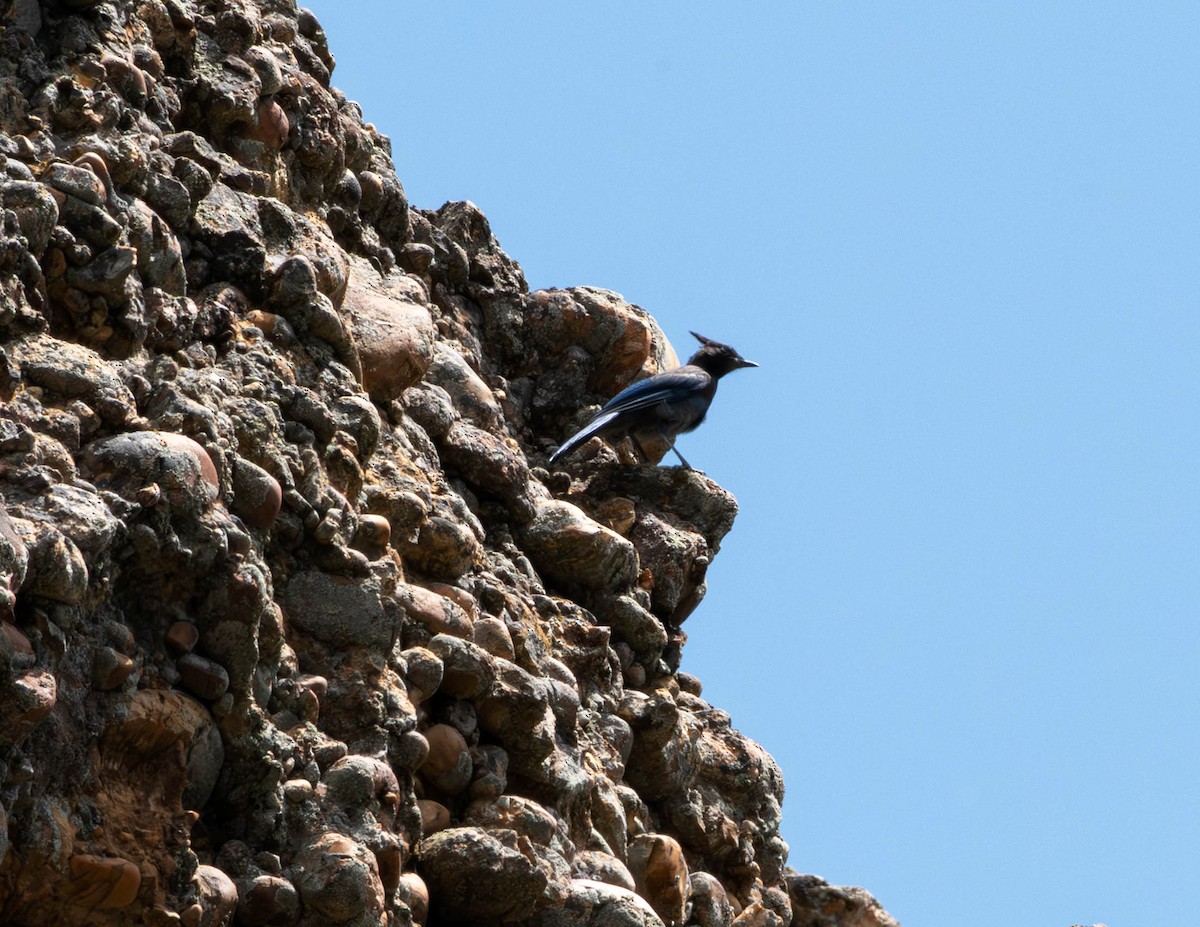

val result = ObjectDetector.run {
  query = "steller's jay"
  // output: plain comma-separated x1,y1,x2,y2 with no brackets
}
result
549,331,757,470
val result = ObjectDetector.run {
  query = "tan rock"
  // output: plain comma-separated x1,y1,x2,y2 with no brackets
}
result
374,841,402,895
0,621,33,663
677,672,703,696
292,832,386,927
627,510,711,622
398,871,429,925
590,593,668,668
353,512,390,547
4,179,60,256
417,799,451,835
466,744,508,801
440,420,536,522
244,309,298,346
283,779,316,804
424,582,479,621
13,333,137,424
399,511,482,581
323,755,400,815
45,161,107,205
13,522,89,605
82,431,218,514
291,215,351,308
194,863,238,927
524,287,674,395
593,496,638,535
398,582,473,639
282,570,399,651
102,688,224,813
425,342,502,429
67,854,141,910
732,902,775,927
248,99,290,150
628,833,689,927
399,647,443,704
0,507,28,620
475,659,556,774
157,432,220,492
472,616,515,661
128,197,185,294
341,257,436,401
419,723,472,796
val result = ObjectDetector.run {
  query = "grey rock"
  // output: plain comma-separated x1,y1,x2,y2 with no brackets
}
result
786,872,900,927
244,45,284,96
523,499,639,591
427,633,495,700
2,180,58,255
417,826,549,924
81,431,218,516
12,521,88,604
541,879,666,927
282,570,398,651
43,162,106,205
59,193,123,248
6,0,41,35
65,245,137,301
144,170,193,230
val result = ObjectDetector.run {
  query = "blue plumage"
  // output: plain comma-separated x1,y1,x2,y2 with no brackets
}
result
549,331,757,469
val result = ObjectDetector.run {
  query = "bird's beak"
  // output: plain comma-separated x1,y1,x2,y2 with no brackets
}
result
737,358,759,369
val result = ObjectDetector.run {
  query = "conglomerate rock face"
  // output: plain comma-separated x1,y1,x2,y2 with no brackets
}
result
0,2,896,926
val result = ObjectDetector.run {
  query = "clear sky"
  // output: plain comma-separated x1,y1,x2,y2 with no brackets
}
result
304,3,1200,925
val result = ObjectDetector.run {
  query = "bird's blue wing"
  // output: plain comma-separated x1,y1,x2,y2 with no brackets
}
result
599,369,709,414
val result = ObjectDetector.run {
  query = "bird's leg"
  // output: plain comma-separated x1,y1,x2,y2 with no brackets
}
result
629,435,651,463
663,436,693,470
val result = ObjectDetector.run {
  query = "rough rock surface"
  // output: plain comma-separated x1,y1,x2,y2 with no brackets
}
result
0,2,897,926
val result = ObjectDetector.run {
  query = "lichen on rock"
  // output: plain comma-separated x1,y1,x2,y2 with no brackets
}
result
0,2,896,926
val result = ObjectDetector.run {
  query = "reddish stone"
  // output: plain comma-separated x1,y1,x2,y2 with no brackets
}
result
165,620,199,655
93,646,135,690
177,653,230,701
68,854,141,910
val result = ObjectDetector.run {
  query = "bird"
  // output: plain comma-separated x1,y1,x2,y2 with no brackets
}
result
549,331,758,470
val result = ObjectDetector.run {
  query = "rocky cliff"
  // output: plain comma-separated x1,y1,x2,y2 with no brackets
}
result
0,2,897,925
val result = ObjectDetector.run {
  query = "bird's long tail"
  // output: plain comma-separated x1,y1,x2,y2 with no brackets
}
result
548,410,619,463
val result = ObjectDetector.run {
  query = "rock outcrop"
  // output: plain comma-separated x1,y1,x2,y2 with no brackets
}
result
0,1,896,926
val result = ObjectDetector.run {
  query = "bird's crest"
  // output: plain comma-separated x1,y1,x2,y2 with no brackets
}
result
690,331,723,348
687,331,758,372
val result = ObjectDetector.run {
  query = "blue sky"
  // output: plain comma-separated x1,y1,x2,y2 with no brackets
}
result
305,3,1200,924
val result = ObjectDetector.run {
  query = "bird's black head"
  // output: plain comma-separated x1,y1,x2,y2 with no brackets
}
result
686,331,759,378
